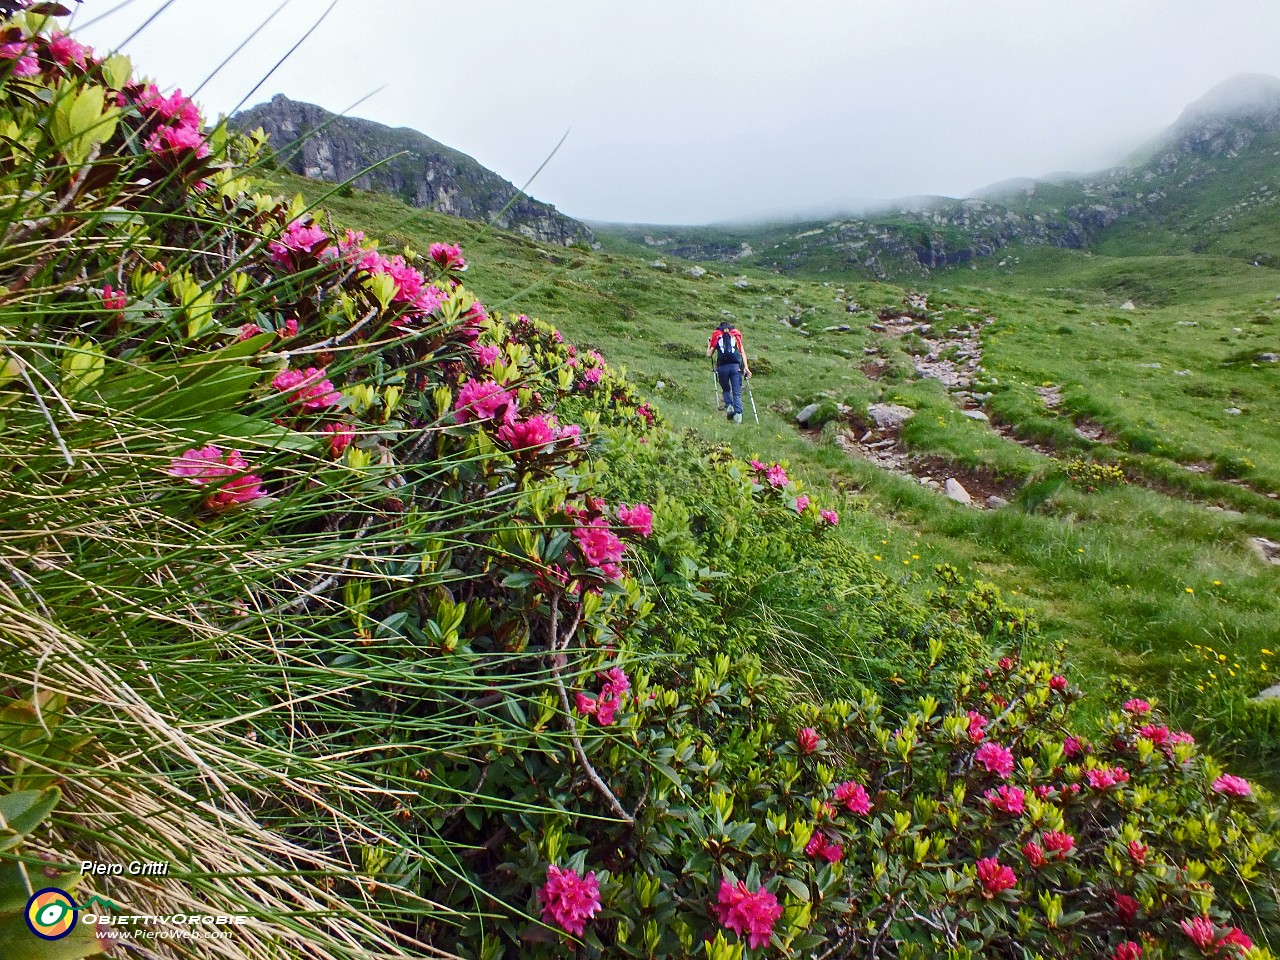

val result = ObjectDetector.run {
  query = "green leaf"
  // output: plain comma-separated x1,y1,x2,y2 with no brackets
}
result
0,788,60,851
100,53,132,89
0,911,104,959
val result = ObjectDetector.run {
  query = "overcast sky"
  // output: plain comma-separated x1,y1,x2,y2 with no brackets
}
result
71,0,1280,225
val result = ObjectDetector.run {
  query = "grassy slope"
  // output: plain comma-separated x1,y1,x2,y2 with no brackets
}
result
284,173,1280,775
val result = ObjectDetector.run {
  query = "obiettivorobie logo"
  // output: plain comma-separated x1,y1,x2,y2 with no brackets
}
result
25,887,79,940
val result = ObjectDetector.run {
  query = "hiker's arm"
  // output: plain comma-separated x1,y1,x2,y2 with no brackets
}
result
739,341,751,377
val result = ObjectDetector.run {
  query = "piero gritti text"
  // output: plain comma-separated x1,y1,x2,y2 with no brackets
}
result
81,860,171,877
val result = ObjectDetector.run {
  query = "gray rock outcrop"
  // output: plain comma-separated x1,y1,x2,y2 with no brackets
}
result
232,95,592,246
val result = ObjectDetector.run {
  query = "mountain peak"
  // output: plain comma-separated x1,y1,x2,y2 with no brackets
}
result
232,97,592,247
1173,73,1280,126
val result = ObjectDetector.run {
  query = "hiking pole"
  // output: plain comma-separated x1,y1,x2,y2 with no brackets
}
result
713,369,722,411
746,377,759,424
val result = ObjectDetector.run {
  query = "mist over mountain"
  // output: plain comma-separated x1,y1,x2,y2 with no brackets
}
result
594,74,1280,280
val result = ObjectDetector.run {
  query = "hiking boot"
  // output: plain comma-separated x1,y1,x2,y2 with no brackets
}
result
733,413,743,424
726,410,735,422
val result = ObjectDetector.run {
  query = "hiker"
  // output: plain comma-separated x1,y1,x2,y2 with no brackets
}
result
707,320,751,423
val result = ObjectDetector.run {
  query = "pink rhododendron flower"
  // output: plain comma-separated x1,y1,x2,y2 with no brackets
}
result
0,41,40,77
322,422,355,457
1137,724,1170,747
145,121,210,160
765,464,789,488
805,831,843,861
985,785,1025,815
167,446,265,510
237,323,264,341
411,285,446,316
1114,893,1140,924
712,879,783,950
804,832,824,857
975,856,1017,897
473,343,502,366
1219,927,1253,953
429,242,466,272
1022,841,1046,868
795,494,811,513
454,379,516,423
101,283,126,314
497,415,556,453
1063,735,1083,757
998,656,1013,671
1180,915,1217,952
47,33,90,68
268,219,327,267
750,459,766,471
281,319,298,338
797,727,819,755
537,864,601,937
833,780,871,815
636,402,655,426
975,742,1014,778
1086,765,1130,790
1050,674,1068,691
1127,840,1148,865
1114,942,1142,960
966,710,988,744
272,367,341,411
1212,774,1252,797
576,666,627,726
820,508,839,526
616,503,654,538
1123,698,1151,714
1042,830,1074,857
1170,730,1196,746
580,366,603,386
573,519,626,569
557,423,582,445
600,667,630,696
137,84,201,127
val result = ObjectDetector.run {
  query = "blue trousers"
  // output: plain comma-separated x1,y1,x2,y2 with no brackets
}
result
717,365,743,415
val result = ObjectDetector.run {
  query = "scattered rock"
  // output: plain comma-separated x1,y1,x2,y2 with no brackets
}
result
945,478,972,505
1255,683,1280,701
1249,537,1280,565
649,260,667,269
1177,321,1199,326
1037,385,1062,408
686,265,707,279
867,403,916,431
795,402,823,427
733,277,749,288
1120,300,1136,310
1175,369,1191,376
1206,505,1245,518
1260,352,1279,362
1224,407,1243,415
961,409,990,422
655,380,665,391
986,495,1010,509
868,322,887,332
823,324,852,333
846,301,863,313
1136,362,1162,369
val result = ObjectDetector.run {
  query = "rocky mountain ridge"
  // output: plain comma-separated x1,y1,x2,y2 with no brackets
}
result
232,95,592,247
597,74,1280,279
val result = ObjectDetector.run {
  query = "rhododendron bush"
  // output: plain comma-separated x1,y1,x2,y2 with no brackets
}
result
0,11,1275,960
